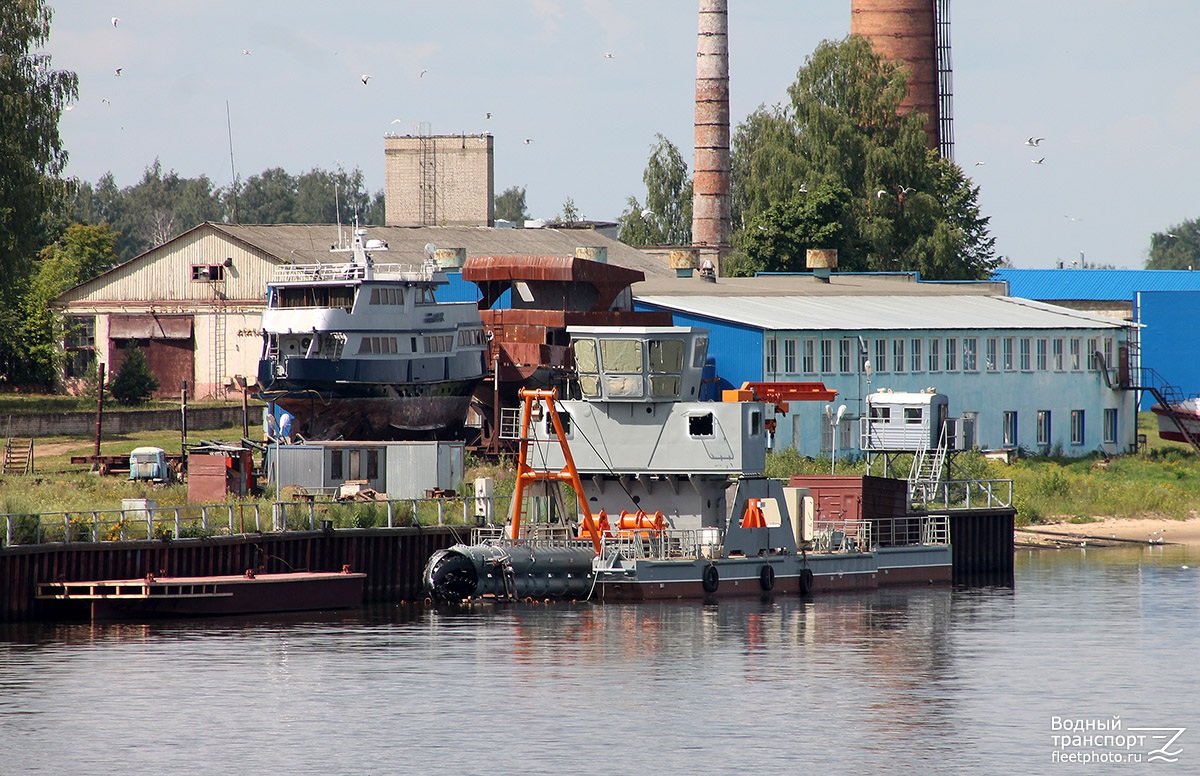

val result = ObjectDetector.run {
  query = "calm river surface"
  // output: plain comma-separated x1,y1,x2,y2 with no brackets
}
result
2,545,1197,775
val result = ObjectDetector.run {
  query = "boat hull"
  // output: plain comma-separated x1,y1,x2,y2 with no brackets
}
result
595,546,952,602
37,571,366,621
1151,401,1200,444
262,377,480,439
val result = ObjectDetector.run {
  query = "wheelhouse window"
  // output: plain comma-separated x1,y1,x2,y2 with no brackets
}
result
649,338,685,398
573,338,600,398
276,285,354,310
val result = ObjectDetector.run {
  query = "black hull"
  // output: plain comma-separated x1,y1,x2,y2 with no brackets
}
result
261,378,480,440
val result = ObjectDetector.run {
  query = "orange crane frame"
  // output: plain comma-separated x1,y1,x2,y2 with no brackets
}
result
509,388,603,553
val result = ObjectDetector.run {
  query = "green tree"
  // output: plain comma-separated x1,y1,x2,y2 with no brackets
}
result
1146,218,1200,269
494,186,529,224
21,224,119,386
557,197,581,224
729,36,996,280
0,1,78,382
109,347,159,405
618,134,693,246
725,182,854,277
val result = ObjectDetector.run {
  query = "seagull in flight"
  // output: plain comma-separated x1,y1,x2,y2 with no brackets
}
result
1031,157,1045,164
114,67,122,76
900,185,915,194
101,98,110,105
420,69,428,78
604,52,614,59
974,160,986,166
361,74,372,84
242,49,252,55
876,189,888,198
485,112,492,119
64,103,75,111
390,118,403,124
640,209,654,221
524,138,533,144
111,16,119,27
1026,136,1045,147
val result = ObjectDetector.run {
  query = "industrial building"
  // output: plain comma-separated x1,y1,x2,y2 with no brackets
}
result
634,271,1138,458
54,221,673,399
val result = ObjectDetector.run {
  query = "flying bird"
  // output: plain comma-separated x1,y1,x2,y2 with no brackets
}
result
114,67,122,76
420,69,428,78
361,74,371,84
1031,157,1045,164
876,189,888,198
900,185,915,194
242,49,252,55
974,161,986,166
1026,137,1045,147
640,209,654,221
101,98,110,105
64,103,75,111
111,16,119,27
604,52,614,59
798,183,808,194
390,118,403,124
524,138,533,144
485,112,492,119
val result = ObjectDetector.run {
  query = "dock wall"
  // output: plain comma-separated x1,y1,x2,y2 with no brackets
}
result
0,527,463,621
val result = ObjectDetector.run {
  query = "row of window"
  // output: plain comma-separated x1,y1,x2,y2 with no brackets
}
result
1003,408,1119,447
768,335,1116,376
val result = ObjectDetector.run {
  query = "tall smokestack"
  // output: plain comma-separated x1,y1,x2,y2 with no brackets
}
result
692,0,731,264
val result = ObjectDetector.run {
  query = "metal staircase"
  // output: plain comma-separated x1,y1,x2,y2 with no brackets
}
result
908,424,950,505
1130,366,1200,453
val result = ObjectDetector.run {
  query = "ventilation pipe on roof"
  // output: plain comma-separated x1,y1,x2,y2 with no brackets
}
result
807,249,838,283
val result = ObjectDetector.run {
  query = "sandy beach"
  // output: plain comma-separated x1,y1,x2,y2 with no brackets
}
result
1015,516,1200,548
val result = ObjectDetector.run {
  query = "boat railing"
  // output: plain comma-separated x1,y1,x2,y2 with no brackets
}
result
870,514,950,548
811,519,872,554
916,478,1013,510
271,261,436,283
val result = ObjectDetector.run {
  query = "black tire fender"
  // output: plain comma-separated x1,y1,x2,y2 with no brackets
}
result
702,563,720,594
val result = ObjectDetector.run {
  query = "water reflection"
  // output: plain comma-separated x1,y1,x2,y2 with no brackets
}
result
1,545,1196,775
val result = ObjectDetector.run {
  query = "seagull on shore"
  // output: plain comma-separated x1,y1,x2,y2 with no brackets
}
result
1026,136,1045,146
1032,157,1045,164
361,74,371,85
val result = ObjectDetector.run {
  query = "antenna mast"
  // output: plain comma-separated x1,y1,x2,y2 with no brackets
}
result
226,101,239,224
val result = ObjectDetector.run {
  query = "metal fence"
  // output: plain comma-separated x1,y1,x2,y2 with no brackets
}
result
916,478,1013,510
2,494,517,548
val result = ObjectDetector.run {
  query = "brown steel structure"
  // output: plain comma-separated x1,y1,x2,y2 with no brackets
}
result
692,0,731,260
851,0,954,159
463,255,672,453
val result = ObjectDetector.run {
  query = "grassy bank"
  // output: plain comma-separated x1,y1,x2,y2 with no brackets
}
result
1,411,1196,527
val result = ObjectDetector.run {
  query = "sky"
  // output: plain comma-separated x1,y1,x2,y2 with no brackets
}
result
44,1,1200,269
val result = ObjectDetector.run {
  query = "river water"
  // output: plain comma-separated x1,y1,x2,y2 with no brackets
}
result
2,545,1197,775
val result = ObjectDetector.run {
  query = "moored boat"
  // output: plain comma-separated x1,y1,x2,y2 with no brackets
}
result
424,325,952,602
36,569,366,621
256,227,487,440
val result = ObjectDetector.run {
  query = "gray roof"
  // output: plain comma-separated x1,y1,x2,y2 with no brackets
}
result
633,271,1008,297
208,223,675,279
634,294,1129,332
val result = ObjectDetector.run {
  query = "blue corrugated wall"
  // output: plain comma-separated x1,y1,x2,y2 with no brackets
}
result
1138,290,1200,407
634,303,763,391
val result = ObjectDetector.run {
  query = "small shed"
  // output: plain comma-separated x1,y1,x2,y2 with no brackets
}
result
860,389,950,452
187,442,255,502
271,441,463,499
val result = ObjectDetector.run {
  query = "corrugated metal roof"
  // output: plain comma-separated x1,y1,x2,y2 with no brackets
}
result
993,268,1200,300
634,294,1127,332
209,223,674,278
636,271,1006,298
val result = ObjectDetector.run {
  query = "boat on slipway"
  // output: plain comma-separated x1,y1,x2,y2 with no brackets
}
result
424,325,952,603
1150,398,1200,445
256,228,487,440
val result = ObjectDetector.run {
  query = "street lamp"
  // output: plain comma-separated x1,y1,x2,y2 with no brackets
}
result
825,403,847,474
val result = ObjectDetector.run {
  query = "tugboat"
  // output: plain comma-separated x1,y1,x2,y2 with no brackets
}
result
424,325,953,602
256,228,487,440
